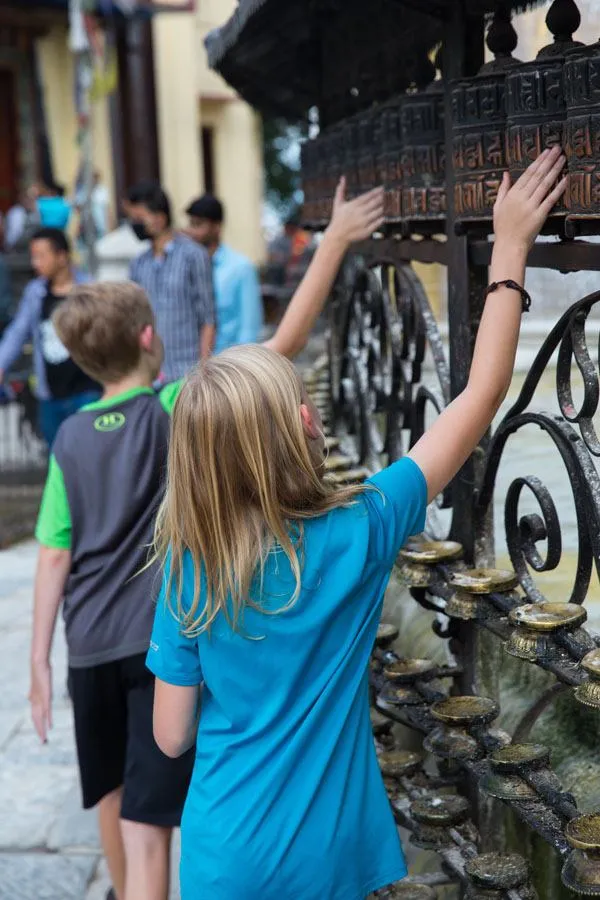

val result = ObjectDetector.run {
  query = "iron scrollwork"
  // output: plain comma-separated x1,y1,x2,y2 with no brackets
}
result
328,253,450,480
477,290,600,604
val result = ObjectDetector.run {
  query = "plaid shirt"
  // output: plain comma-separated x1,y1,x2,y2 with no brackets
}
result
130,234,215,381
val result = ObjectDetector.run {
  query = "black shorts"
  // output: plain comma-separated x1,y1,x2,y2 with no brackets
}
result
68,653,194,826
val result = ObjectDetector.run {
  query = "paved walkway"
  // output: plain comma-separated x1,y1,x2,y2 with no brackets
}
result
0,540,180,900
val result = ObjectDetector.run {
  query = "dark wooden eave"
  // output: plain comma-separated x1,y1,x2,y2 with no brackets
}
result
205,0,547,120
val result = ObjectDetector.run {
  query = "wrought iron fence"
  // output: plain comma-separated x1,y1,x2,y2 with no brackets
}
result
0,379,46,548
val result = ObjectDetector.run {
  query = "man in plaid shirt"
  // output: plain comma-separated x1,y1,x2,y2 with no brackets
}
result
128,184,215,381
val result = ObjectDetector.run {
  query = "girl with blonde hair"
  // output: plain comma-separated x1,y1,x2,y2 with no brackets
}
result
148,149,566,900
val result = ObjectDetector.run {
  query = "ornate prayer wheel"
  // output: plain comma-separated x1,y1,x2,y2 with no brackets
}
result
453,8,522,229
357,106,378,195
565,41,600,227
506,0,582,224
301,139,318,227
380,98,403,222
400,52,446,232
343,114,360,201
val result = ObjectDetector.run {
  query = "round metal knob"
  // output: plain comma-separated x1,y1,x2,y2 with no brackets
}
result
384,658,436,684
575,649,600,710
410,794,470,849
490,743,550,774
425,696,500,761
431,696,499,727
376,623,399,648
447,568,519,621
378,884,437,899
323,453,353,473
482,743,550,802
378,749,423,779
562,814,600,895
506,602,587,662
398,540,463,588
465,852,530,889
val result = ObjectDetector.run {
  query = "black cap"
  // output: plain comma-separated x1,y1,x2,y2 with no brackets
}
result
186,194,224,223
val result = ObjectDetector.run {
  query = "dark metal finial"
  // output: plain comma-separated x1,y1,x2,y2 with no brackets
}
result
486,5,518,59
413,52,436,91
434,44,443,79
538,0,583,57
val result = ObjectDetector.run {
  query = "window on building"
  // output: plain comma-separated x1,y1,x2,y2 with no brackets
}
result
201,126,215,195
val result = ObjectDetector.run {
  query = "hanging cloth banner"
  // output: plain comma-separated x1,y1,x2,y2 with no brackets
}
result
68,0,90,53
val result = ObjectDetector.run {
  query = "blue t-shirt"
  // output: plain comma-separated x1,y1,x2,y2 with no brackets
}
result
147,457,427,900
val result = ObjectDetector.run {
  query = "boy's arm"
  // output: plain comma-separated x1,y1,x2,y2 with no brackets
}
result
265,179,384,359
0,282,38,384
30,546,71,743
409,147,567,502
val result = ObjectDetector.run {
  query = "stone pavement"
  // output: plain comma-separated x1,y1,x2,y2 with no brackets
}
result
0,540,180,900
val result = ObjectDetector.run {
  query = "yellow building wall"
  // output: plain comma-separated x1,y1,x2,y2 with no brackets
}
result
35,25,115,231
152,11,203,226
147,0,265,262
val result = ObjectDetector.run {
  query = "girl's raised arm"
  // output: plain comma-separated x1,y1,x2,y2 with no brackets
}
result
265,179,384,359
408,146,567,503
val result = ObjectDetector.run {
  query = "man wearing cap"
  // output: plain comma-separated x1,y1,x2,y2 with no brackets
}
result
186,194,263,353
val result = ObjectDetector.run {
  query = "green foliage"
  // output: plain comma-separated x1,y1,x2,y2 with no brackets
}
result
262,117,309,214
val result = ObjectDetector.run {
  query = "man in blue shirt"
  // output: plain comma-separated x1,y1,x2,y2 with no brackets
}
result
0,228,98,446
186,194,263,353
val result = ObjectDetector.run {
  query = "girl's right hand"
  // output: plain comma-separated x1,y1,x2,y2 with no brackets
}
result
493,145,567,253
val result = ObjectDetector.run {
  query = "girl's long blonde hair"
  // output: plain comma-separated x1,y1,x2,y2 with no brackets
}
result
154,345,366,635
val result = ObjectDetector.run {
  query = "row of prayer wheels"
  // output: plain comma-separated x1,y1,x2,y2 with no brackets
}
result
301,0,600,236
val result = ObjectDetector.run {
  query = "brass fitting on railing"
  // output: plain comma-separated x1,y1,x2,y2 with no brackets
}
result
506,602,588,662
410,795,472,849
562,814,600,896
398,540,463,588
376,623,400,649
425,696,501,761
464,852,537,899
446,568,519,622
575,649,600,710
482,743,551,803
377,884,438,899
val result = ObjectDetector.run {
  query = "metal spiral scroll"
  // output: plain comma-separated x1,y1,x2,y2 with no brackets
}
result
477,290,600,604
327,255,450,474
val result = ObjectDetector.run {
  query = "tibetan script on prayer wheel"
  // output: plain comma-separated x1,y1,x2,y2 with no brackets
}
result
565,47,600,221
400,85,446,230
343,116,360,202
358,107,378,195
506,59,567,218
382,98,402,221
452,74,509,225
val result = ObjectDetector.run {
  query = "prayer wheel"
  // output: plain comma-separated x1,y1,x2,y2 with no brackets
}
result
343,114,360,201
506,0,582,225
300,139,318,227
379,98,403,222
452,8,521,229
565,43,600,226
400,53,446,232
357,106,379,195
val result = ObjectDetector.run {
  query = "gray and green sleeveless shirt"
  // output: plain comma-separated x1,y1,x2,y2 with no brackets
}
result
36,383,181,668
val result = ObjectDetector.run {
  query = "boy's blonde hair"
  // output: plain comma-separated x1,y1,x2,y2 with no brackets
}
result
53,281,154,384
154,344,366,636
